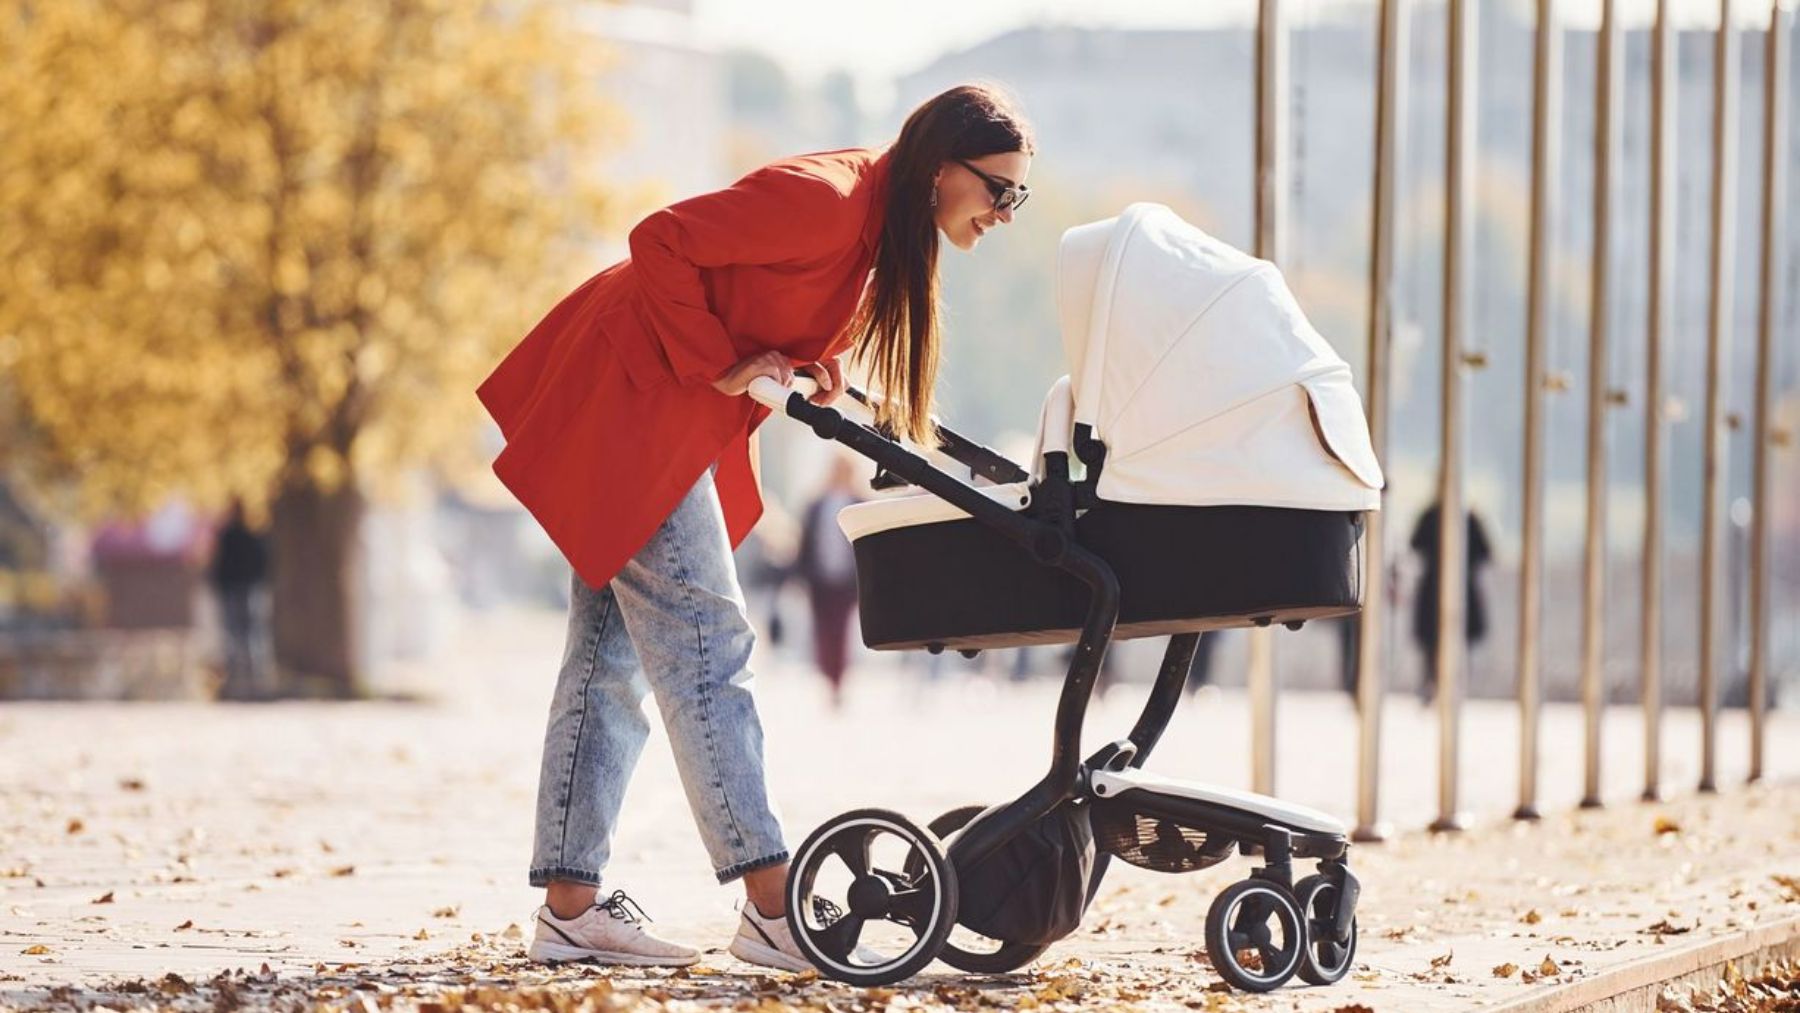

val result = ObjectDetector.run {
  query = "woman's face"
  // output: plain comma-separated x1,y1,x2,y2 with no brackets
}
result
933,151,1032,252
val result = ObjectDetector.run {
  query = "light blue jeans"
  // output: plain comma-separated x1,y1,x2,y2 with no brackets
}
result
528,467,788,888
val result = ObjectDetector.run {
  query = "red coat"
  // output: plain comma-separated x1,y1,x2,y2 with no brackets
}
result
477,148,892,590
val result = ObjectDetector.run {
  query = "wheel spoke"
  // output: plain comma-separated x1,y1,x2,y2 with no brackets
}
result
814,912,868,962
1316,938,1344,969
1258,943,1284,972
1226,929,1254,954
830,827,873,878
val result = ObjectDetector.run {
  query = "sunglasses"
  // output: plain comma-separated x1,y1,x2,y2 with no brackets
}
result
955,158,1030,213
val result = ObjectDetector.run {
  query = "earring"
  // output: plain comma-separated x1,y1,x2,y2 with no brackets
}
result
929,187,938,208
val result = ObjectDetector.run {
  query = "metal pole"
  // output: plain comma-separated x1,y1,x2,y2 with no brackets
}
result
1642,0,1677,805
1699,0,1739,794
1356,0,1408,844
1249,0,1288,798
1516,0,1560,823
1580,0,1623,810
1749,0,1790,784
1432,0,1476,834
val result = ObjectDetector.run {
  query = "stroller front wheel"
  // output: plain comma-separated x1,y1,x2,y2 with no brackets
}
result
1203,878,1305,992
1292,873,1359,985
786,808,958,986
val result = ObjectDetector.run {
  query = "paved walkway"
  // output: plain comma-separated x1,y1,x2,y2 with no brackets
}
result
2,607,1796,1010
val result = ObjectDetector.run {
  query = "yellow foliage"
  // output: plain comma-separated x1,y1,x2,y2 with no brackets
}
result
0,0,629,518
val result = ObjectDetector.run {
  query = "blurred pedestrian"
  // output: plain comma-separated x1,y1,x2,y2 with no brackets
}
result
795,455,863,709
733,502,797,651
1408,502,1492,704
208,498,270,700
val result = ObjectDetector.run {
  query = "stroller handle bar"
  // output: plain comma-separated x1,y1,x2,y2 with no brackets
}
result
747,376,1031,486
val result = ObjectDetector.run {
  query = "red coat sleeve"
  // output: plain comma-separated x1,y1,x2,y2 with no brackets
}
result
627,163,863,387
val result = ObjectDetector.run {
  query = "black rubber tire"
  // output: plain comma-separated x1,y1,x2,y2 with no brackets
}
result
785,808,958,986
1203,878,1305,993
1292,873,1359,985
921,804,1051,974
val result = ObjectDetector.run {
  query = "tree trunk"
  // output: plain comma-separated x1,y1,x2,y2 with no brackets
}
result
269,478,366,698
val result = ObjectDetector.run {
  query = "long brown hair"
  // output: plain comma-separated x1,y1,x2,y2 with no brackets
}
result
848,84,1034,448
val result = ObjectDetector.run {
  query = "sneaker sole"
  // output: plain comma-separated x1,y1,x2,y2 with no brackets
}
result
527,938,698,967
729,935,814,973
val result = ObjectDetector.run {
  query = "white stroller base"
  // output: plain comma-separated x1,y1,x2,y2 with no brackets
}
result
1090,767,1346,836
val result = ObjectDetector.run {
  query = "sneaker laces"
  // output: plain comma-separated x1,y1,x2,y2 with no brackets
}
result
596,889,652,925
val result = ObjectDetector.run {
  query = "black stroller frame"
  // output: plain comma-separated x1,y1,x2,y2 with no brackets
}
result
768,383,1361,993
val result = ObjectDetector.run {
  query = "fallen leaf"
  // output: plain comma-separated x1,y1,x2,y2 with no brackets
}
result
432,905,460,918
1644,919,1693,936
413,928,429,940
330,865,356,877
1521,908,1543,925
1493,962,1518,978
1772,875,1800,903
1654,816,1681,835
66,819,84,835
174,920,193,931
1539,954,1560,976
1430,949,1455,969
21,945,50,955
91,891,114,904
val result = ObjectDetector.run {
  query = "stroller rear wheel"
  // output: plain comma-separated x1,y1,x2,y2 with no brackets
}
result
914,805,1051,974
786,808,958,986
1292,873,1359,985
1203,878,1304,992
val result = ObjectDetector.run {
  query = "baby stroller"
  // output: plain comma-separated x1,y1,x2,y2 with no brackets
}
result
747,203,1385,992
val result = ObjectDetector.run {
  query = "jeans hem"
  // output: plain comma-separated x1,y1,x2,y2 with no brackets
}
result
715,850,788,885
529,865,602,889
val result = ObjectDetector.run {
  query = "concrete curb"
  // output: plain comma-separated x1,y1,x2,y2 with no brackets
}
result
1484,914,1800,1013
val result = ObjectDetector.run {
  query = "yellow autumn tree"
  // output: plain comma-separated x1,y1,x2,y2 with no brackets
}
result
0,0,627,694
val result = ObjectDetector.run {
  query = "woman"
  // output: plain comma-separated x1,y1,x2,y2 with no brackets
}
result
795,453,865,710
476,84,1034,970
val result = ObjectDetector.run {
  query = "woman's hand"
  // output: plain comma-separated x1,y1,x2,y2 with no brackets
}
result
798,356,844,406
710,350,795,397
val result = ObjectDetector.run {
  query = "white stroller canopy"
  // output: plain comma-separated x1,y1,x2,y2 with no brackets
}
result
1054,203,1384,511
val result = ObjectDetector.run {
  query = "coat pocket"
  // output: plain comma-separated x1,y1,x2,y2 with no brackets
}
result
595,302,677,391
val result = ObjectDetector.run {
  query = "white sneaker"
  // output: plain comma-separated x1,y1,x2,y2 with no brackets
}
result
728,903,815,973
526,890,698,967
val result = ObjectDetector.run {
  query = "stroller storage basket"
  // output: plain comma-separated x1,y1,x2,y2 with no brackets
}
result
1090,796,1236,874
851,500,1364,651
